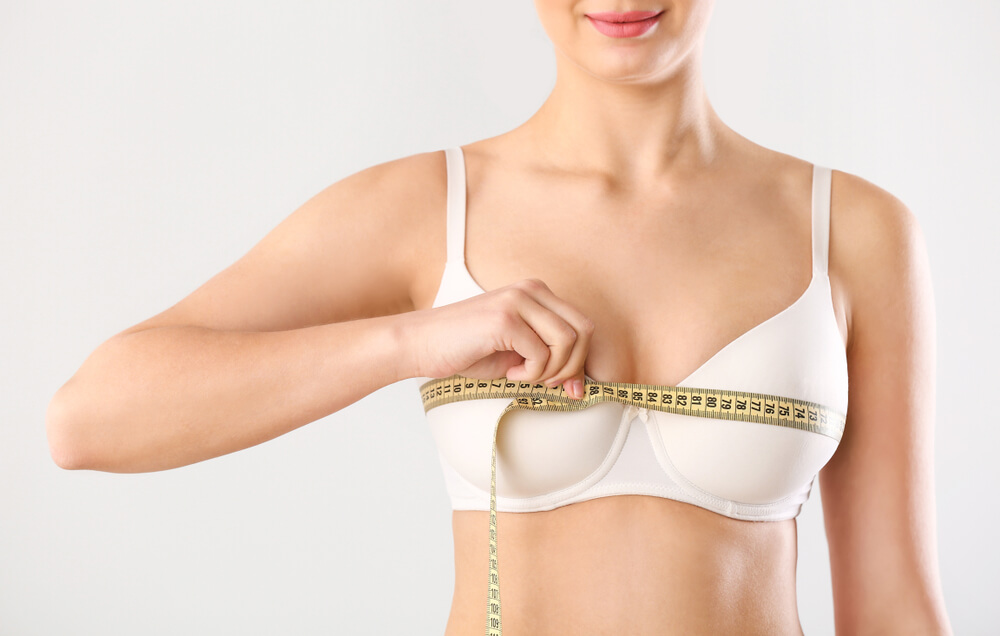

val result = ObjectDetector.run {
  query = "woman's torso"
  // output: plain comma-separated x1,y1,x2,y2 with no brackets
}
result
409,135,849,634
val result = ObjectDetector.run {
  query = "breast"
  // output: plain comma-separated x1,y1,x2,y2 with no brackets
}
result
646,412,840,505
416,273,849,516
644,275,849,506
425,397,629,499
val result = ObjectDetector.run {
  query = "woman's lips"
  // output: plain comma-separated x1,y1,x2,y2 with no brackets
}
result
585,10,664,38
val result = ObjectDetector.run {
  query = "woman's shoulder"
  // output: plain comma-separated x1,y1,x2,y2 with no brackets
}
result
825,165,930,354
338,147,450,213
332,147,459,307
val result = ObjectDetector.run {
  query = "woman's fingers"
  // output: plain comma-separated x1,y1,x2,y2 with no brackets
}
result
412,277,595,400
503,279,595,396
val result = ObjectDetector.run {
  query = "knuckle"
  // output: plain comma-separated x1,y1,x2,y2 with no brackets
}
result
493,308,518,330
561,323,579,342
521,277,546,291
503,286,529,302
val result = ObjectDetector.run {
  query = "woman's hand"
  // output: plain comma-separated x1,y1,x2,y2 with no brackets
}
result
406,278,595,399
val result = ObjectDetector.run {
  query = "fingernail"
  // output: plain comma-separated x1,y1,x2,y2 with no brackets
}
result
572,379,584,399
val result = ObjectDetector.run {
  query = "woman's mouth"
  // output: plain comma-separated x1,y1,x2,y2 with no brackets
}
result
584,10,663,38
584,10,665,39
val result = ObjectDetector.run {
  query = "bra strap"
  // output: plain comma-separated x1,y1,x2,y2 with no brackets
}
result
811,164,832,276
444,146,468,264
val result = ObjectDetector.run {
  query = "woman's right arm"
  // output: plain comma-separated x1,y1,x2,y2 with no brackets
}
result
47,149,595,474
45,152,441,474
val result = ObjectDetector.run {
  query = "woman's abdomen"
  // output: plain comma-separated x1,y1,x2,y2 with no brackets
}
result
446,494,803,636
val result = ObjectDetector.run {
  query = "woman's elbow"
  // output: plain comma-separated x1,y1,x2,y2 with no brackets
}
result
46,384,93,470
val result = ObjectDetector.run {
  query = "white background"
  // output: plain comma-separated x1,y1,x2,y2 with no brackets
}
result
2,1,997,633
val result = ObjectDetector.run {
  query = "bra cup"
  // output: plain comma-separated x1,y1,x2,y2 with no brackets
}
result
646,280,848,505
648,412,839,504
427,399,627,499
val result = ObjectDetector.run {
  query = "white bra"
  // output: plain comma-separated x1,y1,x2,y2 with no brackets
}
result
410,146,848,521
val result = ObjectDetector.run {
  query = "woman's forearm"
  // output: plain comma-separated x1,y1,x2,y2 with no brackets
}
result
45,313,415,473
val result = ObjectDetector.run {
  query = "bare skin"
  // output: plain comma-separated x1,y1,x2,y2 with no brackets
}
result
449,496,801,635
412,137,823,635
408,129,949,633
409,0,950,627
46,0,951,633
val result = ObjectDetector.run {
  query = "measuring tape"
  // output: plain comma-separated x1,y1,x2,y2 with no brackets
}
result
418,374,846,635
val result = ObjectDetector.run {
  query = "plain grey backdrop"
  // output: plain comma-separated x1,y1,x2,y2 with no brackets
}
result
2,1,997,633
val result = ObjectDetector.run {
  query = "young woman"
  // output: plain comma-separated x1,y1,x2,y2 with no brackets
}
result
47,1,951,633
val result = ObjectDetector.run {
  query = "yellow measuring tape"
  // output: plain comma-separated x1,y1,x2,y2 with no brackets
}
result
418,374,846,636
